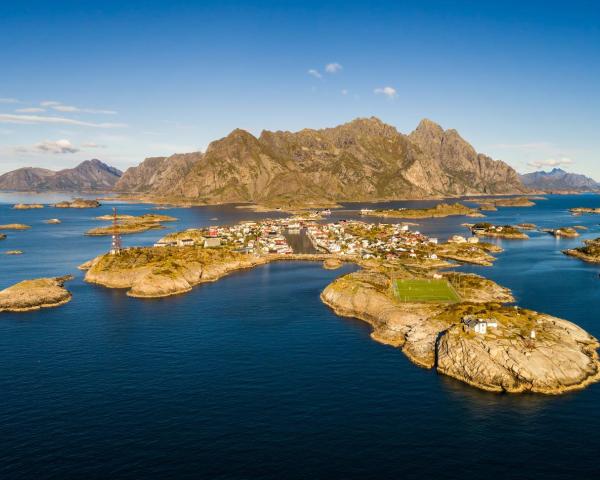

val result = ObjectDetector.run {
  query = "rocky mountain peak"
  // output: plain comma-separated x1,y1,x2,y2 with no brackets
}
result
115,117,527,203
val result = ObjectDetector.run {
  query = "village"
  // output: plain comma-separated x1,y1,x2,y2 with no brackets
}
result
146,215,494,266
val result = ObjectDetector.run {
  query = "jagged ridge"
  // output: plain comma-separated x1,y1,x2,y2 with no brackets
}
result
116,117,527,204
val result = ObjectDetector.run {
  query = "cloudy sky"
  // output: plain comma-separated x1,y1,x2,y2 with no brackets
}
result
1,0,599,178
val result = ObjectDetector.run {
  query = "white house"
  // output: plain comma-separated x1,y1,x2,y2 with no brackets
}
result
463,316,498,335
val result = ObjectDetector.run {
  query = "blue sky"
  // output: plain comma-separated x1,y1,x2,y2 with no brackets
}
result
1,0,599,177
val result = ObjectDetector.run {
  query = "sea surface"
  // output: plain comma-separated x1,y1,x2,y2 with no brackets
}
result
1,192,600,479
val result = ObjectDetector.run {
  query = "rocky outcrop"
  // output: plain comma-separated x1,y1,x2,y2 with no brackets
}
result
0,159,122,192
115,117,526,205
0,276,73,312
321,270,600,394
408,119,526,196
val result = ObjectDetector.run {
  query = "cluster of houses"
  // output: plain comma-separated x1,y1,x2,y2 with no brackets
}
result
154,219,297,254
306,220,440,260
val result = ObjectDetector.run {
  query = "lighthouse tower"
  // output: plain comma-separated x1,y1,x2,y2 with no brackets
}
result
110,207,122,255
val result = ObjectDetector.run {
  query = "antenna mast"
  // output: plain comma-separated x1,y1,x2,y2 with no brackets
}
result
110,207,122,255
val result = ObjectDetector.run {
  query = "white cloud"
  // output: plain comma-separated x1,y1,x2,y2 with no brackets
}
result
527,157,574,169
325,62,343,73
33,139,79,154
374,86,397,99
0,113,127,128
15,107,46,113
308,69,322,79
341,89,349,95
0,98,18,104
82,142,106,148
40,100,117,114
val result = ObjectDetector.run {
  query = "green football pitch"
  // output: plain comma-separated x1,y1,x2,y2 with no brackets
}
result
394,279,461,303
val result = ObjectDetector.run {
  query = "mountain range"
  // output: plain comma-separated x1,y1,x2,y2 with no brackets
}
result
520,168,600,192
114,117,527,205
0,159,122,192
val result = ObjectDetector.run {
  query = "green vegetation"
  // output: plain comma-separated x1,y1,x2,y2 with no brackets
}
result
394,279,461,303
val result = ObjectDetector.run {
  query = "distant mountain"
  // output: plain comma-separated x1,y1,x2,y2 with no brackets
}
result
0,159,123,192
520,168,600,192
115,117,526,205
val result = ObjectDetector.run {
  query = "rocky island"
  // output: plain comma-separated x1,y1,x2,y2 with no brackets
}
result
13,203,44,210
564,238,600,263
0,233,6,241
0,276,73,312
0,224,31,230
470,223,529,239
321,266,600,394
86,214,177,236
44,218,61,224
54,198,101,209
368,202,483,219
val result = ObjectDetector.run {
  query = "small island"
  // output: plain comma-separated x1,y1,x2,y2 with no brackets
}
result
470,223,529,239
5,250,23,255
544,227,580,238
0,276,73,312
86,213,177,236
0,233,6,241
470,197,537,208
564,238,600,263
44,218,62,224
570,207,600,216
367,202,483,219
0,224,31,230
54,198,101,209
13,203,44,210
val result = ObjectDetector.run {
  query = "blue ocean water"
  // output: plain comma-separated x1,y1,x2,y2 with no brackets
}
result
1,193,600,479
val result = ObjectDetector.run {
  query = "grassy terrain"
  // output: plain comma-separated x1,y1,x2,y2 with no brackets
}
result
394,279,461,303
